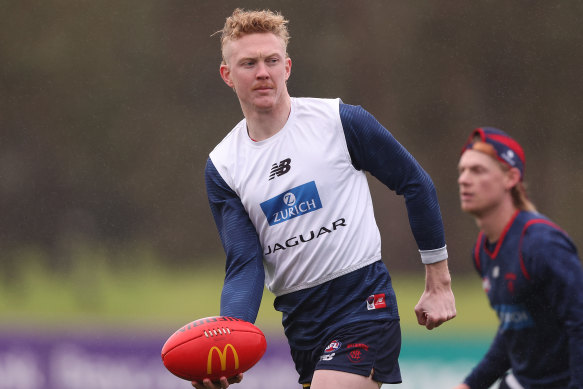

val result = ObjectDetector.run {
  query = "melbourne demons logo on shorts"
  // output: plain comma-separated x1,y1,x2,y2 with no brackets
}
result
347,343,369,363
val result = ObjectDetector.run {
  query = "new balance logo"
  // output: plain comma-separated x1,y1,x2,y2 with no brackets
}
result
269,158,291,180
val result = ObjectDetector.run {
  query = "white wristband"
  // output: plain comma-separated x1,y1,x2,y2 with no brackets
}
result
419,245,448,264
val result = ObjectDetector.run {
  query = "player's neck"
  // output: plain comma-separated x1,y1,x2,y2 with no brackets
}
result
243,95,291,141
475,200,518,243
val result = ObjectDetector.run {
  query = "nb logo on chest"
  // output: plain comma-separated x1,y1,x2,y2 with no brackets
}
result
269,158,291,180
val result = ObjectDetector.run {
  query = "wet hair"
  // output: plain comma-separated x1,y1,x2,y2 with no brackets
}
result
217,8,290,64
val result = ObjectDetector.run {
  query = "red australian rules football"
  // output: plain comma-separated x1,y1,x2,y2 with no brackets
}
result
161,316,267,382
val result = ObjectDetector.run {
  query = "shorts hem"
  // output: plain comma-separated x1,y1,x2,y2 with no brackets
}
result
314,365,372,377
372,376,402,385
304,368,403,386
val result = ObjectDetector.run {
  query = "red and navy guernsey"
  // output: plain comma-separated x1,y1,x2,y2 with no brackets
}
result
464,210,583,389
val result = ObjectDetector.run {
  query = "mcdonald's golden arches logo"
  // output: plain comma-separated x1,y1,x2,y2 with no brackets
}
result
207,344,239,374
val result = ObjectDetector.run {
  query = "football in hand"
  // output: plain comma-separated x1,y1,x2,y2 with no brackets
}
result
161,316,267,382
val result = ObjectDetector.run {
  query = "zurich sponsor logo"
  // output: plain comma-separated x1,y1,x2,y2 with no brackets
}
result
494,304,535,330
260,181,322,226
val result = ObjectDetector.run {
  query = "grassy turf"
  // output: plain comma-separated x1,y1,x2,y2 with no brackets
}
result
0,253,497,338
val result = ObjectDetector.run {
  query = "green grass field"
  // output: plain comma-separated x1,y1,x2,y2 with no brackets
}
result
0,251,497,340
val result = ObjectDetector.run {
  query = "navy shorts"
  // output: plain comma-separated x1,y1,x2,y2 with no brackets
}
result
291,319,402,387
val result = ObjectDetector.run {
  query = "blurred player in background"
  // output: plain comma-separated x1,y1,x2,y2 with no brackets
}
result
453,127,583,389
200,8,456,389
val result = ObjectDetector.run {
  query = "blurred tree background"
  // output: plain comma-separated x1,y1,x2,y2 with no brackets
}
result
1,0,582,281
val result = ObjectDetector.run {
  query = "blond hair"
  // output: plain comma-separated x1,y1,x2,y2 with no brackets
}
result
217,8,290,64
511,182,537,212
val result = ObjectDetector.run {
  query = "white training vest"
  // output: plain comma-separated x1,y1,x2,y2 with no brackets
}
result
209,97,382,296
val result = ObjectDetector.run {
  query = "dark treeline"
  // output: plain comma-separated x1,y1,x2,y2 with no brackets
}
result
1,1,582,274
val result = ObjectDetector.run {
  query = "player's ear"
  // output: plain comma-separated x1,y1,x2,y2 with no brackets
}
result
220,64,234,88
505,167,521,190
284,57,291,81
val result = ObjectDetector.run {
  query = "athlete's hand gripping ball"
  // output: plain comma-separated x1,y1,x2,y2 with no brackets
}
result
161,316,267,384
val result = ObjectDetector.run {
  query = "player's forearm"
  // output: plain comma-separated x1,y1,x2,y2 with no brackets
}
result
424,259,452,291
217,210,265,322
220,254,265,323
206,158,265,323
464,331,510,389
